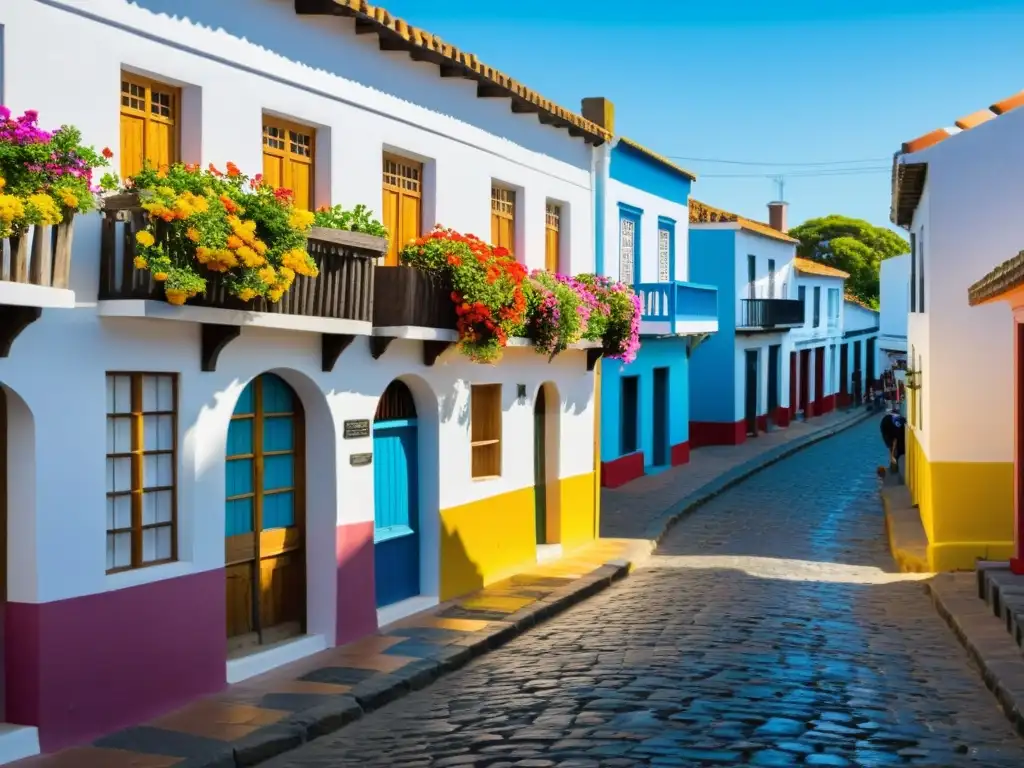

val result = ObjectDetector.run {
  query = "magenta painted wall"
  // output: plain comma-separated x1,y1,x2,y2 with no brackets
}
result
6,568,226,751
336,521,377,644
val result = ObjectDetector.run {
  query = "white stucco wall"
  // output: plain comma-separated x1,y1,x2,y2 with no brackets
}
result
604,177,689,284
880,253,909,352
0,0,600,625
843,302,878,333
732,332,791,419
901,108,1024,462
734,231,797,326
792,273,845,346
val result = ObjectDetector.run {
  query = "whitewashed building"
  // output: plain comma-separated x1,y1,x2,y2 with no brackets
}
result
840,293,880,402
890,87,1024,571
789,257,847,418
0,0,608,757
879,252,909,374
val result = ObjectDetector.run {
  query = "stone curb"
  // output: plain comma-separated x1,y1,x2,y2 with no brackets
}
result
194,560,632,768
641,409,875,546
927,574,1024,737
228,412,870,767
879,480,930,573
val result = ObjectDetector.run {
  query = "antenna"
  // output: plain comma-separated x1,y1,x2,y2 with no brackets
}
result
772,175,786,202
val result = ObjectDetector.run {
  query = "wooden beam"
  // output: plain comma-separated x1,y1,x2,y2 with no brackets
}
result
511,100,539,114
409,48,438,63
354,19,377,34
477,84,506,98
322,333,356,372
0,305,41,357
293,0,336,14
568,126,583,137
422,340,453,367
369,336,395,360
379,36,408,52
439,65,464,78
200,324,241,372
538,113,557,125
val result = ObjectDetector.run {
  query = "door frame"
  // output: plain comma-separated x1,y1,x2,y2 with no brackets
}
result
744,349,759,436
534,382,561,546
767,344,780,421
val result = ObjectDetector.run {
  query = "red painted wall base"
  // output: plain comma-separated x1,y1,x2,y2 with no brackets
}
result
690,420,746,447
837,392,850,407
1011,558,1024,575
773,407,790,428
670,441,690,466
756,414,768,433
820,394,836,414
601,451,646,488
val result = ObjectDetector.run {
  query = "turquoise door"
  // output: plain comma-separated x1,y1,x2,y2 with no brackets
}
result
373,381,420,608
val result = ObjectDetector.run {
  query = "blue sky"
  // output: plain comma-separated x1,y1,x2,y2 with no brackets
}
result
375,0,1024,232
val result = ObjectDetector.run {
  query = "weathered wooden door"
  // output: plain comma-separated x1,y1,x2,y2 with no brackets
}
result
533,387,547,544
225,374,306,652
374,381,420,608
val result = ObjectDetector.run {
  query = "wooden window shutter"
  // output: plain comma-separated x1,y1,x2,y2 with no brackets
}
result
382,154,423,266
490,186,515,252
545,203,560,273
119,74,180,180
470,384,502,479
262,117,315,211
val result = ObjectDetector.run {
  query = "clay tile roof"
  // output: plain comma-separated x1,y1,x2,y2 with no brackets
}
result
900,88,1024,155
299,0,611,145
617,138,696,181
688,199,799,244
843,292,875,311
968,250,1024,306
794,257,849,280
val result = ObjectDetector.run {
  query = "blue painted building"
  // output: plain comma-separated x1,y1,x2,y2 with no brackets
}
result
580,98,719,488
688,199,803,446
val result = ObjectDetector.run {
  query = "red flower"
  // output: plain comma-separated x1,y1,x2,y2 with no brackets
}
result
226,161,241,178
219,194,239,214
208,163,224,177
101,147,113,159
274,187,294,203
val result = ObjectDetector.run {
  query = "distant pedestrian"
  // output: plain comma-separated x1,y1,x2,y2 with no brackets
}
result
880,409,906,473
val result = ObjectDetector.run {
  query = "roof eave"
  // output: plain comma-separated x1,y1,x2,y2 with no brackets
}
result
890,153,927,229
616,137,697,181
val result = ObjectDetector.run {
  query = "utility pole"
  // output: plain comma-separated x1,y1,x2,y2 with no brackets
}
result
771,175,786,202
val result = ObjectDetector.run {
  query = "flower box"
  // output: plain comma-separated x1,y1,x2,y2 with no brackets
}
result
98,193,383,323
372,265,457,331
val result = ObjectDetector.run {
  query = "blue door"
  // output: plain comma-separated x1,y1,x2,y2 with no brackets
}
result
373,381,420,608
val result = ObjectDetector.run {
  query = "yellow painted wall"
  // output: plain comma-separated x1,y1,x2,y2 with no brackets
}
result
906,427,1014,570
439,471,598,600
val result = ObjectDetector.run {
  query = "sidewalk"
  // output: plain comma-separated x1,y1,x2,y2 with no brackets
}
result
16,408,871,768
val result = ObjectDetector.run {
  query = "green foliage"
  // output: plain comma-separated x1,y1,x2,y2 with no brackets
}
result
787,215,909,308
313,203,388,240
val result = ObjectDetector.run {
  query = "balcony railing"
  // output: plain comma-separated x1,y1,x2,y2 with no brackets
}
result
739,298,804,330
637,280,719,336
98,195,380,323
372,266,457,331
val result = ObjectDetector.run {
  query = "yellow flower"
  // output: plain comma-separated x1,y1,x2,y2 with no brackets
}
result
237,288,258,302
156,186,174,198
195,246,211,264
165,289,187,305
258,265,277,285
288,209,314,231
59,190,79,209
26,194,62,225
136,230,156,248
253,240,268,255
153,272,168,282
0,177,6,190
267,288,284,303
236,245,264,268
186,227,201,242
278,266,296,284
133,256,148,269
0,194,25,223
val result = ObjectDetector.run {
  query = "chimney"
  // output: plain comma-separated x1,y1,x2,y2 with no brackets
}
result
581,97,615,134
767,201,788,233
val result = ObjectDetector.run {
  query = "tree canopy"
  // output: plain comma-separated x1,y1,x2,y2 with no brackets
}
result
787,215,909,309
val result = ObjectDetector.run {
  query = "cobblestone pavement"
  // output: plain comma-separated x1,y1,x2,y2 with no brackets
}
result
264,419,1024,767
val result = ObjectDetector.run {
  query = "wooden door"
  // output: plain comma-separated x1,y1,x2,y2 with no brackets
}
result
533,387,547,545
225,374,306,652
620,377,639,454
814,347,825,408
652,368,668,466
767,345,780,417
799,350,811,415
262,117,315,212
545,203,560,273
373,381,420,608
382,155,423,267
840,343,849,398
745,350,759,436
789,352,797,420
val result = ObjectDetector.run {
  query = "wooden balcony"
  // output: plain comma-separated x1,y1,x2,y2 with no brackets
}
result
0,220,77,357
370,266,457,365
97,194,385,371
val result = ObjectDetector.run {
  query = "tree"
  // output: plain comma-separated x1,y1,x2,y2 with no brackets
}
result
787,215,909,308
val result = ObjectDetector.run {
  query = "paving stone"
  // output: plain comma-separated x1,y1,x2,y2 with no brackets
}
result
256,420,1024,768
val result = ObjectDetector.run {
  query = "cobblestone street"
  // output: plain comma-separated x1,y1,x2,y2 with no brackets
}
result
264,419,1024,767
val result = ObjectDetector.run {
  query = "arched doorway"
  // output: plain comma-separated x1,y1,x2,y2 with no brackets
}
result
373,380,420,608
225,373,306,653
534,387,548,544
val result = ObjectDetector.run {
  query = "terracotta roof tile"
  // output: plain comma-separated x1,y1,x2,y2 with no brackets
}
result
618,138,696,181
900,88,1024,155
688,199,798,245
299,0,611,145
968,250,1024,306
843,292,875,311
794,257,849,280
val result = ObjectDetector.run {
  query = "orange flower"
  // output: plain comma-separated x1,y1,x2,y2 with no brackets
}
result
208,163,223,177
225,162,241,178
101,147,113,159
219,195,239,214
186,227,201,242
226,234,244,250
185,162,199,172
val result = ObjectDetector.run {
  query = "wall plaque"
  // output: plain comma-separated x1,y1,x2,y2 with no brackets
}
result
343,419,370,439
349,452,373,467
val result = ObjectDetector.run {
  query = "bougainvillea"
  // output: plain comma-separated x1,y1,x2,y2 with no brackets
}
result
573,274,642,364
0,106,112,238
400,226,528,362
129,162,321,305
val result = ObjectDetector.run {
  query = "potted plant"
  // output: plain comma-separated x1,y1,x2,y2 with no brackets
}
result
0,106,113,287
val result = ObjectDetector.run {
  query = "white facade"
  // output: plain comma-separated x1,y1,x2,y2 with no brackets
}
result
0,0,604,754
879,252,910,362
604,175,689,284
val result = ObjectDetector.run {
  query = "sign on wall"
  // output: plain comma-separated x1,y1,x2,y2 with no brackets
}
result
343,419,370,439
